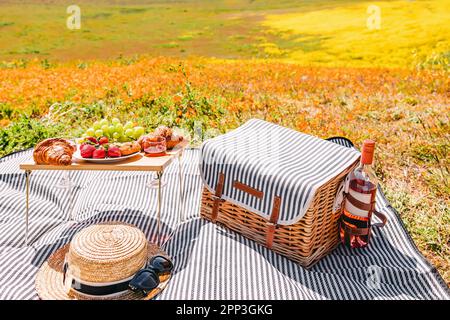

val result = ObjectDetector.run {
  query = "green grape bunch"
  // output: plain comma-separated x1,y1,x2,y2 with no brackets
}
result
81,118,146,143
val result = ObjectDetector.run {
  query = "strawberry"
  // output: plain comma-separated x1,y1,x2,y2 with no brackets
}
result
108,146,121,158
80,142,94,150
80,144,96,158
92,147,106,159
85,136,98,144
98,136,109,145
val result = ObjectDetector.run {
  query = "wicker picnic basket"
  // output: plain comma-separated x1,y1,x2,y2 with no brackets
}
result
200,119,360,268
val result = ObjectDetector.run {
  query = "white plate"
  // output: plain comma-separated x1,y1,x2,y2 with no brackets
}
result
73,150,140,163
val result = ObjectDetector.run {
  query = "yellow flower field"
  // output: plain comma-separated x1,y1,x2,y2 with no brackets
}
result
263,0,450,67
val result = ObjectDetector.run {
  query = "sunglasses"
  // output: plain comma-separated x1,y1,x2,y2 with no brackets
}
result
129,255,174,295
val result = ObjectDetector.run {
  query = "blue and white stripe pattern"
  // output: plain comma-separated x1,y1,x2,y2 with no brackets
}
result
200,119,360,225
0,141,448,299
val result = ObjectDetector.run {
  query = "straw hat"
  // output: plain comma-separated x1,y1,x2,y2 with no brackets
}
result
35,223,171,300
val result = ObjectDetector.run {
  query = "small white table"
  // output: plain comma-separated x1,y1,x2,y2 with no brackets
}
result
19,140,188,246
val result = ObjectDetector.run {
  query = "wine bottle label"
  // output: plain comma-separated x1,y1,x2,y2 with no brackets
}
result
344,188,372,218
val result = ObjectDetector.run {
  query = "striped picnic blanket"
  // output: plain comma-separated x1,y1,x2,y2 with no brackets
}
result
0,139,448,299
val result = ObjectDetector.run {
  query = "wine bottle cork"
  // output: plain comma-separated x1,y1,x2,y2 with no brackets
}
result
361,139,375,165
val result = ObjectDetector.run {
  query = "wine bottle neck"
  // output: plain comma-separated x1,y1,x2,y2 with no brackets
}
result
361,154,373,165
359,162,372,169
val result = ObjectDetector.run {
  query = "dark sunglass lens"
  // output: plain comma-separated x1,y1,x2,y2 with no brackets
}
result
129,269,160,294
149,255,173,274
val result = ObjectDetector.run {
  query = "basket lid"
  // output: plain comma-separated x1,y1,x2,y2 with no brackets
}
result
200,119,360,225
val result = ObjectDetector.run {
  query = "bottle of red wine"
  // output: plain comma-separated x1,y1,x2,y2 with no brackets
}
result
340,140,377,248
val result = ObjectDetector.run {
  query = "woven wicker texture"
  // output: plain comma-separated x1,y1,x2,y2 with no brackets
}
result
35,223,171,300
201,161,358,268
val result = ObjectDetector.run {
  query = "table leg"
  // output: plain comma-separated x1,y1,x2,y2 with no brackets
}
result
178,153,185,223
25,170,31,247
156,171,163,246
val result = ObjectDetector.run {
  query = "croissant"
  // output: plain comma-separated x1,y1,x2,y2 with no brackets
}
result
33,138,75,166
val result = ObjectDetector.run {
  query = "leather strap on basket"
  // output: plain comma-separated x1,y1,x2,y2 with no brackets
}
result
211,173,225,221
230,180,281,248
233,181,264,199
266,196,281,249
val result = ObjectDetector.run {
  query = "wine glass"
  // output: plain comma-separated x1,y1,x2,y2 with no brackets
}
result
143,135,167,189
54,171,74,189
54,138,76,190
146,172,167,189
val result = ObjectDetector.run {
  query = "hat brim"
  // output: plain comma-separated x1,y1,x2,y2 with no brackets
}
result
35,242,171,300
